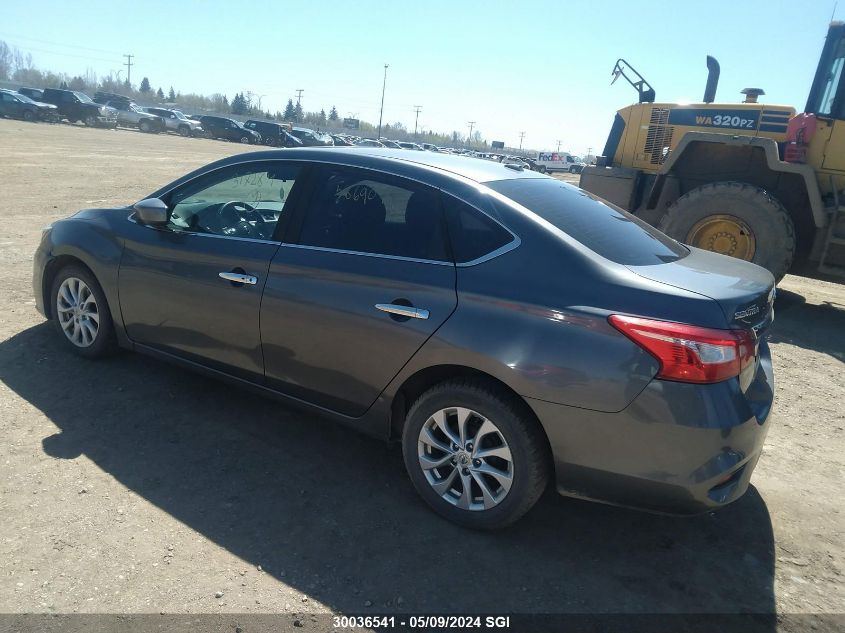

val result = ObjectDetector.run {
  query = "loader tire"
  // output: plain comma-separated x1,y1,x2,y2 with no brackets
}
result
658,181,795,283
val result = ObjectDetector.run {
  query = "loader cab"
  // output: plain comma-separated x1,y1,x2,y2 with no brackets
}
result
804,22,845,174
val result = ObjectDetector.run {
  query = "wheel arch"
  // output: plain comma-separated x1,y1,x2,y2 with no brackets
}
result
388,364,550,457
41,254,96,320
648,133,825,258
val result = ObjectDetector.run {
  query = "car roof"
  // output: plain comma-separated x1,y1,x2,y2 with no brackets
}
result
200,147,548,185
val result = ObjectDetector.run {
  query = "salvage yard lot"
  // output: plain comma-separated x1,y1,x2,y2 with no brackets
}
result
0,120,843,626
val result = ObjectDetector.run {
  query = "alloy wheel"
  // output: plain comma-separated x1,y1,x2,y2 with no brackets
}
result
417,407,514,511
56,277,100,347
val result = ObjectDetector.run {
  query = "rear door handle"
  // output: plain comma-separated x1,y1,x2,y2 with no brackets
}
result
219,271,257,285
375,303,429,320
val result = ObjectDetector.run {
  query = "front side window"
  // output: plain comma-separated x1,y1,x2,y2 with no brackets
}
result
166,162,301,240
817,38,845,116
298,166,449,261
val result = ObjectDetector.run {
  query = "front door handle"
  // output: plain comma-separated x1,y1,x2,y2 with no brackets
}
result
219,271,257,285
375,303,429,320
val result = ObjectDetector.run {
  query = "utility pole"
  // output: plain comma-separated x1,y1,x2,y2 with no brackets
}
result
467,121,475,148
556,140,562,152
295,89,304,106
587,147,593,158
518,131,526,150
413,105,422,137
377,64,388,139
123,54,134,86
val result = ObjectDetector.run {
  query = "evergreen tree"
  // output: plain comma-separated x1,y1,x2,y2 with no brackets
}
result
156,87,164,99
293,101,303,122
329,106,338,121
319,109,327,125
231,92,247,115
139,77,151,93
168,86,176,101
283,99,295,120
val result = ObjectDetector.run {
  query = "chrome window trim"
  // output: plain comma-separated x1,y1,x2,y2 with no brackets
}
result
279,242,453,267
138,156,521,265
126,212,282,245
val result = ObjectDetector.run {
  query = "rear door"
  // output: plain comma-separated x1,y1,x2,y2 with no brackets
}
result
260,164,457,416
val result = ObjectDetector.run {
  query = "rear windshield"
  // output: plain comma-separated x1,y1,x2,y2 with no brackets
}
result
487,178,688,265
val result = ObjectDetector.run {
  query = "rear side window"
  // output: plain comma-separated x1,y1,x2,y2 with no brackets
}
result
298,166,449,262
487,179,687,265
442,194,514,264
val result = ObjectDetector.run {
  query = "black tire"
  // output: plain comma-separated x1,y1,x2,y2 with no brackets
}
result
139,120,151,133
84,115,97,127
239,135,251,144
658,181,795,283
50,265,118,359
569,166,576,173
23,110,35,122
178,125,190,137
401,379,550,530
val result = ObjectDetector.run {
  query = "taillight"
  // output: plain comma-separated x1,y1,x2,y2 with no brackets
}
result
608,315,756,384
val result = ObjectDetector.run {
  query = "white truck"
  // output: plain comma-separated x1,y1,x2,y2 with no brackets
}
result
535,152,584,174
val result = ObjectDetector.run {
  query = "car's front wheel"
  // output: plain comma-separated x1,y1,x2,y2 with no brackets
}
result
23,110,35,122
402,379,550,529
50,265,117,358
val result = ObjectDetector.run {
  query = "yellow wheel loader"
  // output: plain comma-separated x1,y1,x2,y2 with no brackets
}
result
580,22,845,282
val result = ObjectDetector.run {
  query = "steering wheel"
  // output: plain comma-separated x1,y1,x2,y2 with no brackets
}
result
217,200,266,239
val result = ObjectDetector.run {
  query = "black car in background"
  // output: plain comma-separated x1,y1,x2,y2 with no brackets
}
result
0,89,59,122
17,87,44,101
244,120,303,147
33,148,776,529
40,88,117,127
199,115,260,143
290,126,333,146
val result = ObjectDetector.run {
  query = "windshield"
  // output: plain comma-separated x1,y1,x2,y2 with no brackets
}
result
487,178,688,266
73,91,93,103
14,93,35,104
173,110,188,120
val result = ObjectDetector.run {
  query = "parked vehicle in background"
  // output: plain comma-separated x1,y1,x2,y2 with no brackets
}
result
33,148,776,530
330,134,355,146
398,141,425,150
144,107,204,137
379,139,403,149
244,120,303,147
104,100,165,133
40,88,117,127
536,152,583,173
355,138,385,147
290,126,334,146
421,143,441,152
199,115,260,143
519,157,544,172
0,89,59,122
502,156,532,170
17,87,44,101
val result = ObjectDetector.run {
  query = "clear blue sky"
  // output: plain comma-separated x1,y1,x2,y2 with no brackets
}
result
0,0,841,154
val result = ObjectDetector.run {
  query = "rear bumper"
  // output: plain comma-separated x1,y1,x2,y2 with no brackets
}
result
528,343,774,515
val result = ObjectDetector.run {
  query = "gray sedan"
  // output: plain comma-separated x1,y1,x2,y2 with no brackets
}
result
32,148,775,529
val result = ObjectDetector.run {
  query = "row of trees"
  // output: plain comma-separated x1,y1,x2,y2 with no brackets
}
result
0,40,502,150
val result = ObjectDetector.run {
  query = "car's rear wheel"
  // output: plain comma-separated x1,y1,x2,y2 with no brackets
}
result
139,120,151,133
23,110,35,122
178,125,190,137
50,265,117,358
402,379,549,530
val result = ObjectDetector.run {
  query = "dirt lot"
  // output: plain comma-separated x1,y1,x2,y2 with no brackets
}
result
0,120,843,630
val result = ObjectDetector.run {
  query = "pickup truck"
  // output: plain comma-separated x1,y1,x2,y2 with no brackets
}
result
40,89,117,127
103,100,165,133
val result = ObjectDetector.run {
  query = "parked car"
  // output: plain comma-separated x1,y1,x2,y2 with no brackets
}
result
330,134,355,146
0,89,59,122
244,120,302,147
379,139,403,149
421,143,441,152
144,107,204,137
289,126,333,146
17,87,44,101
34,148,776,530
104,100,165,133
40,88,117,127
397,141,425,150
199,115,260,143
354,138,385,147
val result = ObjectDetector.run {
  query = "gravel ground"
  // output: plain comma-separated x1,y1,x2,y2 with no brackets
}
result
0,119,842,631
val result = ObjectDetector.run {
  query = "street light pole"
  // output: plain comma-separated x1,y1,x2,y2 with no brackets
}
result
467,121,475,148
377,64,389,139
519,131,526,150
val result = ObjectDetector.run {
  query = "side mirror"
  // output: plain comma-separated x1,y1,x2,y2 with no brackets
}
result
133,198,168,225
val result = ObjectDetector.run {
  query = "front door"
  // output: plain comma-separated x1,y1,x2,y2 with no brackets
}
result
260,164,457,416
119,161,303,379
